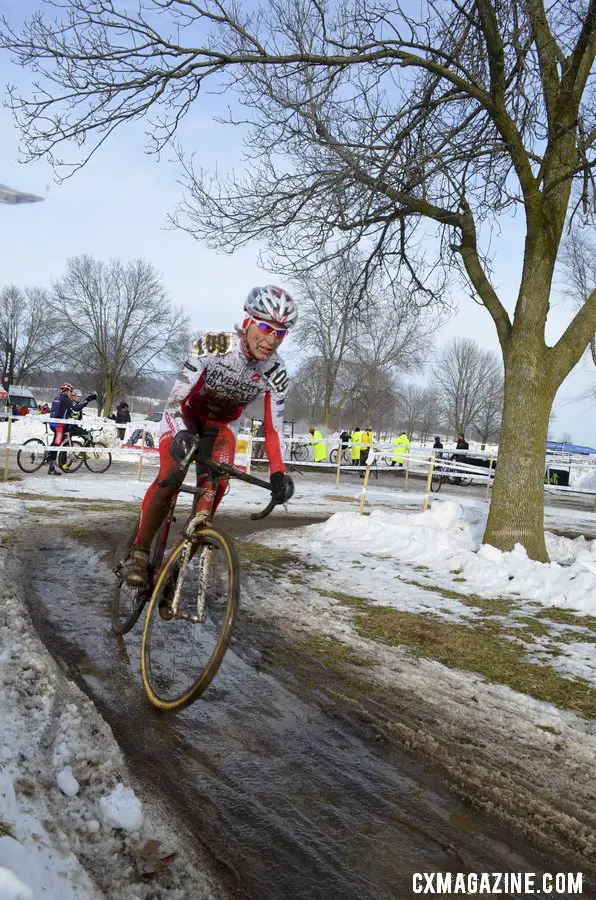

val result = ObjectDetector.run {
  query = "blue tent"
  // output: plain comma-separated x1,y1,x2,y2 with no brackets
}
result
546,440,596,456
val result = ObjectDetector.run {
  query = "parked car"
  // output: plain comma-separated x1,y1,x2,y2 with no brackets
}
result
146,410,164,422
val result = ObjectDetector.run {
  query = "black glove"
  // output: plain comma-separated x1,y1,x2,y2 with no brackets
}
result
270,471,294,504
85,393,97,402
169,429,196,462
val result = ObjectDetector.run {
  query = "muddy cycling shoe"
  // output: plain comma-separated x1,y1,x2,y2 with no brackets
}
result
122,548,150,587
48,468,62,476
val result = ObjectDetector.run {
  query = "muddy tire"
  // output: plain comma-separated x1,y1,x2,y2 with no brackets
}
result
141,526,239,712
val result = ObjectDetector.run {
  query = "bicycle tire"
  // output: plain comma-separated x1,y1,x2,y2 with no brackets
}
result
293,443,309,462
58,438,85,473
83,442,112,473
459,476,473,487
430,471,442,492
112,506,175,635
141,525,239,712
329,448,338,464
17,438,46,473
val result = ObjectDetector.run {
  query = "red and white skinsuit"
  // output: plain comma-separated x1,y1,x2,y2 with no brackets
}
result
134,330,288,551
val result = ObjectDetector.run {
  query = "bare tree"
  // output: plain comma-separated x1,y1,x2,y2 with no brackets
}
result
0,284,62,384
2,1,595,560
470,373,504,447
52,255,189,415
559,227,596,366
433,339,501,438
291,255,434,426
397,385,442,443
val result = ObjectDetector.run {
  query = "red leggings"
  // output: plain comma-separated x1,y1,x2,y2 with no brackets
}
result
134,423,236,551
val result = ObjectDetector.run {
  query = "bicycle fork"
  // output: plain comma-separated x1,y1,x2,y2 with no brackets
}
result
169,512,212,623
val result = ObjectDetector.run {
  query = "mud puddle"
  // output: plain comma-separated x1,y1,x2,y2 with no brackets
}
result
18,509,555,899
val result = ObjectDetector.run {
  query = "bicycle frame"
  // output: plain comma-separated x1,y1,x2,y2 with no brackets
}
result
155,436,279,622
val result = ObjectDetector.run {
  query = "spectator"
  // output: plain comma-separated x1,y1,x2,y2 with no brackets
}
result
351,426,362,468
114,400,132,441
359,426,374,476
67,390,91,440
47,383,97,475
308,426,327,463
391,431,410,467
451,432,470,484
433,435,443,460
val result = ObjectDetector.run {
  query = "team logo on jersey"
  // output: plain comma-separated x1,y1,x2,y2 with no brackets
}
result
191,332,232,357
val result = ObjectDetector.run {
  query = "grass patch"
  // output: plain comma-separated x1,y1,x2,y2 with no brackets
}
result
0,820,15,839
59,523,99,541
27,506,64,517
238,540,325,572
317,589,370,610
400,577,514,614
353,606,596,718
538,607,596,630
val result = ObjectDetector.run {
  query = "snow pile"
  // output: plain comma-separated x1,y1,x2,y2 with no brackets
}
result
0,552,225,900
276,498,596,616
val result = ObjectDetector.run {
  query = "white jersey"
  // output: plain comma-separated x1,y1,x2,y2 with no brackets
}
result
161,330,289,470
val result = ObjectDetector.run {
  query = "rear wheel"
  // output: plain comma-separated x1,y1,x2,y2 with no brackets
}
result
293,443,309,462
83,442,112,473
329,448,338,464
111,516,172,635
17,438,46,473
141,525,239,711
430,471,442,492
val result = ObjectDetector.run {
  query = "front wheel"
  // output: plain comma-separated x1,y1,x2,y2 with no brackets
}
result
83,442,112,473
430,471,442,492
17,438,46,473
58,438,85,473
141,526,239,712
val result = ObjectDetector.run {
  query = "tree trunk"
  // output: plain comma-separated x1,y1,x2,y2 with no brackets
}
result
102,379,115,418
483,344,554,562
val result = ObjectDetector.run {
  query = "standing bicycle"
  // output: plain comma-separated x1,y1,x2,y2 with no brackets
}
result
112,433,285,710
17,424,112,474
46,383,97,476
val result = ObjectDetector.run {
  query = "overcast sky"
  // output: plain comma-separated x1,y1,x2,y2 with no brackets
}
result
1,4,595,446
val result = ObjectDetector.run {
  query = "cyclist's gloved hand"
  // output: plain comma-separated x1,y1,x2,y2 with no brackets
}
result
169,429,195,462
270,471,294,504
84,393,97,402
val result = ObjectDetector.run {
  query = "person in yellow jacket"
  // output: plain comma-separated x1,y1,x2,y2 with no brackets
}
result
350,427,362,467
391,430,410,466
308,426,327,462
359,427,374,477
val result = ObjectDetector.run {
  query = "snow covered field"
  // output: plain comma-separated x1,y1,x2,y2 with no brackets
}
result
0,465,595,897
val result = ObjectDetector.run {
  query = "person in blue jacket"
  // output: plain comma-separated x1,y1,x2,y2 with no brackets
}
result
48,383,96,475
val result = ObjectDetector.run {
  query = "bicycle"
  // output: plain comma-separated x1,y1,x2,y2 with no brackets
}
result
429,461,473,492
328,446,351,464
17,426,112,474
285,439,309,462
112,433,284,712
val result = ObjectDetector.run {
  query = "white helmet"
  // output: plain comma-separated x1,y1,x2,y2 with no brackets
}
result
244,286,297,329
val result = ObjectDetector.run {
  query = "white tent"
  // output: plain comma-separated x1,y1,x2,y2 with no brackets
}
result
0,183,44,205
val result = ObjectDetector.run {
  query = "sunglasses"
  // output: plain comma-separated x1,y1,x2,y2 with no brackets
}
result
253,320,288,340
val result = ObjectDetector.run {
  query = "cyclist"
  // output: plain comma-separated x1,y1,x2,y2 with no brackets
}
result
123,286,297,587
47,384,97,475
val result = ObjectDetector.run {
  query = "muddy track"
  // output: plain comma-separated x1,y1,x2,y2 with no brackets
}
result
15,505,580,898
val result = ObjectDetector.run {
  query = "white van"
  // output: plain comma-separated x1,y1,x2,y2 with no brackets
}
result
0,385,39,419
